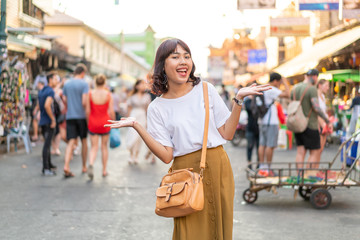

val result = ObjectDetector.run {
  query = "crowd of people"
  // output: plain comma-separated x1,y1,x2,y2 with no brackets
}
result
31,63,155,180
219,69,334,177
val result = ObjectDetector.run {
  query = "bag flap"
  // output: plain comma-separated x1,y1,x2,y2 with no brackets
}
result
156,182,187,197
287,101,301,115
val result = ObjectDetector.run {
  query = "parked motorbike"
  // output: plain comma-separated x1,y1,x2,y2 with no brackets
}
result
231,123,246,146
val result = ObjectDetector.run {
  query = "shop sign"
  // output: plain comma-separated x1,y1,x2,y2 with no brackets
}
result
237,0,276,10
248,49,267,65
343,0,360,19
270,17,310,37
299,0,339,10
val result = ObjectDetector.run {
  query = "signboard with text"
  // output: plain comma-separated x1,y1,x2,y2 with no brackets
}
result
237,0,276,10
299,0,339,10
248,49,267,65
343,0,360,19
270,17,310,37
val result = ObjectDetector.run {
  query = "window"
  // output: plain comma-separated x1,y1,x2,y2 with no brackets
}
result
22,0,44,21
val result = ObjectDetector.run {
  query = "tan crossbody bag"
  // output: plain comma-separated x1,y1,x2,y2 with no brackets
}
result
155,81,209,218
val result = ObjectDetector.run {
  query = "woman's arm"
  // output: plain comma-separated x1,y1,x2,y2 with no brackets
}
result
85,92,90,121
105,119,173,164
218,84,271,140
108,94,116,120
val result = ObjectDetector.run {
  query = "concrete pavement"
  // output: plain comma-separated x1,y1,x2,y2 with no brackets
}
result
0,135,359,240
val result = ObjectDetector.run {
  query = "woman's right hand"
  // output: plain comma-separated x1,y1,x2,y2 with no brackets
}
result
104,117,136,128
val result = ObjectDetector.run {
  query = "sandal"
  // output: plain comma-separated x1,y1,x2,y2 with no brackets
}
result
63,170,75,178
102,172,108,177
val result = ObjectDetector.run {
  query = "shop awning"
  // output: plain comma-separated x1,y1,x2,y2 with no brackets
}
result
273,26,360,77
320,69,360,82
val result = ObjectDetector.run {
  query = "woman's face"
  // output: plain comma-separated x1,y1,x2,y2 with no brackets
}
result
136,80,146,92
319,81,330,94
164,45,193,85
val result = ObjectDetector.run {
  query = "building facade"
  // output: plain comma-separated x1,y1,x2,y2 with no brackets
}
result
44,11,150,78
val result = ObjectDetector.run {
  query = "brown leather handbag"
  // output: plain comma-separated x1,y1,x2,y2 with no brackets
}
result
155,82,210,218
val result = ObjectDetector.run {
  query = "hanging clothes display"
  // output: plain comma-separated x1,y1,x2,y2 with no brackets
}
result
0,59,29,131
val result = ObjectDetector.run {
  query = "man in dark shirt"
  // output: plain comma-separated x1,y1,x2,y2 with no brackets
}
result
37,72,59,176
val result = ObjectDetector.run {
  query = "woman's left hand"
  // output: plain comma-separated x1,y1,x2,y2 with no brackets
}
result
235,84,271,100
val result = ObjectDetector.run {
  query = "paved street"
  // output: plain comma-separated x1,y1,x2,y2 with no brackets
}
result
0,133,360,240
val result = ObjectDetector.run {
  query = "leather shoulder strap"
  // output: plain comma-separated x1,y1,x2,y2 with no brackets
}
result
200,81,209,170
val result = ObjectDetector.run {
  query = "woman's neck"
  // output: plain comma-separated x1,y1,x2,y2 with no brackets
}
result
162,81,193,99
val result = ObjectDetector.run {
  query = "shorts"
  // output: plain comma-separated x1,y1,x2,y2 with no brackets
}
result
66,119,88,140
259,124,279,148
294,128,320,150
88,130,110,136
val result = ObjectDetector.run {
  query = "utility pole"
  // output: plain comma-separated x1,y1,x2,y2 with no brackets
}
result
0,0,7,54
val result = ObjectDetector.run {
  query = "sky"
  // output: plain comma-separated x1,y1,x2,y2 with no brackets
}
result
53,0,292,76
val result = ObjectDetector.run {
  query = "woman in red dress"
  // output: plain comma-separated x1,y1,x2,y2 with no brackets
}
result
86,74,115,180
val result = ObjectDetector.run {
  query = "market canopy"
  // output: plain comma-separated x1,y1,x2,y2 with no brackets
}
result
273,26,360,77
320,69,360,82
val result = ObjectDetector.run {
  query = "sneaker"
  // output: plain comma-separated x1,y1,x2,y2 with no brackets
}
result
268,170,278,177
87,165,94,180
43,169,56,176
73,146,80,155
257,169,269,177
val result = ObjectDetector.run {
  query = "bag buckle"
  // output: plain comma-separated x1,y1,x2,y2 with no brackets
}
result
200,168,204,178
165,183,175,202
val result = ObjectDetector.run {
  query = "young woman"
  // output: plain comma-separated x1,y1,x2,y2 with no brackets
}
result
125,79,151,164
86,74,115,179
105,39,270,240
317,79,330,152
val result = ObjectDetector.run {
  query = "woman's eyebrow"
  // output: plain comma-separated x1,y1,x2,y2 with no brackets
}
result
171,52,190,55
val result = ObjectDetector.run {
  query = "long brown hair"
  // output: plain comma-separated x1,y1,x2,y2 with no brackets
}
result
131,79,144,96
149,38,200,96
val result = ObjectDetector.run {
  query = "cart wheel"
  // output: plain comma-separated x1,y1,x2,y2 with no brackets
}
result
310,189,332,209
243,188,258,204
299,186,312,201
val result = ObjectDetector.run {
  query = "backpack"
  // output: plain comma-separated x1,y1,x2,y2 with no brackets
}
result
286,85,312,133
250,94,274,119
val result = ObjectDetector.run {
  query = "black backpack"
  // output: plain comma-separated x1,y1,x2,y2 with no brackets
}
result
250,94,274,119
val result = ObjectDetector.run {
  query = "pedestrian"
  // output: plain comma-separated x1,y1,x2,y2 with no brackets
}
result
125,79,151,164
37,72,58,176
86,74,115,180
31,75,47,142
257,72,290,176
348,87,360,136
244,95,259,169
111,87,121,120
292,69,332,169
317,79,330,152
220,84,231,109
51,75,66,156
105,38,270,240
62,63,89,178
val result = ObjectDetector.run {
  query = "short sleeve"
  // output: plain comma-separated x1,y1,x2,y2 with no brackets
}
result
308,86,318,99
207,83,231,128
49,89,55,98
82,83,89,94
147,104,173,148
63,85,67,97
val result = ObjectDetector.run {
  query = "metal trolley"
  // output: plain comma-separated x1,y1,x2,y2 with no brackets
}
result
243,132,360,209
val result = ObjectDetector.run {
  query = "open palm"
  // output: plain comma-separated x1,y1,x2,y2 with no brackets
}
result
236,84,271,99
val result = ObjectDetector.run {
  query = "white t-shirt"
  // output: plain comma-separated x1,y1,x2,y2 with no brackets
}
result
147,81,231,157
260,86,282,125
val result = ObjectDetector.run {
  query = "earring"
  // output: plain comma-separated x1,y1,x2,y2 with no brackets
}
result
162,73,168,85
